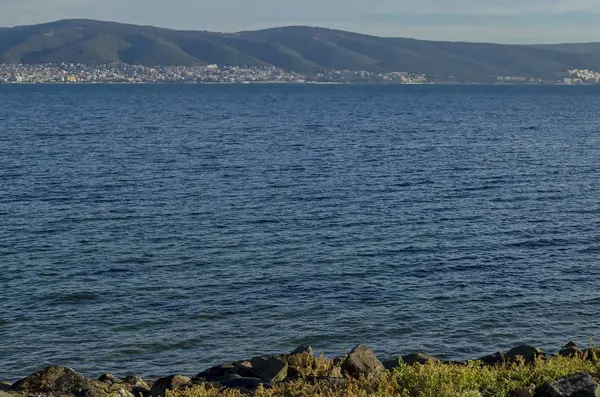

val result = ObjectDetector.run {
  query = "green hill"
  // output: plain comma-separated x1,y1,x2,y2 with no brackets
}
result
1,19,600,82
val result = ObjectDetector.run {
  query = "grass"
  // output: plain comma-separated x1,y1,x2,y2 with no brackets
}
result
168,353,600,397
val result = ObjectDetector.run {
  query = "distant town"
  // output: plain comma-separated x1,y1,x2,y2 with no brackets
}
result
1,63,600,85
0,63,427,84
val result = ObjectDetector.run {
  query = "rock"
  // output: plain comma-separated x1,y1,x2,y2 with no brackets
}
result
509,389,533,397
100,375,149,397
124,376,149,387
290,345,313,355
585,347,600,361
341,344,384,379
98,374,122,385
193,363,235,382
0,383,12,391
250,356,288,382
149,375,190,397
479,352,505,365
113,375,151,397
193,361,254,383
535,372,600,397
115,389,134,397
382,358,400,370
219,377,270,392
505,345,542,363
401,353,439,365
559,342,584,358
12,366,108,397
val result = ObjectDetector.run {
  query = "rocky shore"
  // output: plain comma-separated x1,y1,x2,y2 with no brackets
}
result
2,342,600,397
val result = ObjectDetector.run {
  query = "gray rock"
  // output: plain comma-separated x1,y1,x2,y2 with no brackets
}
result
113,375,151,397
0,383,12,391
12,366,108,397
535,372,600,397
290,345,313,355
382,358,400,370
250,356,288,382
124,376,150,392
115,389,135,397
219,377,270,391
341,344,384,379
98,374,122,385
193,361,254,383
401,353,439,365
193,363,235,382
505,345,542,363
559,342,584,358
479,352,505,365
585,348,600,361
149,375,190,397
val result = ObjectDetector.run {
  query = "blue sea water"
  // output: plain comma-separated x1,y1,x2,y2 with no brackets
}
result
1,84,600,381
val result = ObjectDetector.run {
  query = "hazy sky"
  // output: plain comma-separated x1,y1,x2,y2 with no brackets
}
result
1,0,599,43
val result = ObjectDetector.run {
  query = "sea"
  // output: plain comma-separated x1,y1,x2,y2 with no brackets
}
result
1,84,600,381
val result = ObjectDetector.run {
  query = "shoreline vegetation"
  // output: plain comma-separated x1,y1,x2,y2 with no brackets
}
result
3,342,600,397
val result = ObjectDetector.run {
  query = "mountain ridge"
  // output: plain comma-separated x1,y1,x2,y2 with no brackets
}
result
1,19,600,82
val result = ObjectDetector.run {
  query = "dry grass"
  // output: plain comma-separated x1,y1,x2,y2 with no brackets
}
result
168,354,600,397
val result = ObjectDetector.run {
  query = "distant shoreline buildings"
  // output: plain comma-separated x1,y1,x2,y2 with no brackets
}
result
1,63,599,85
0,63,427,84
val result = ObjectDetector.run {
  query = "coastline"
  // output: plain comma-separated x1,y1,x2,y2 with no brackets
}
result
2,341,600,397
1,81,598,85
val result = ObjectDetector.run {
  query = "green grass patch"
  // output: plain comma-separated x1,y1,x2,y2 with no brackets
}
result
169,354,600,397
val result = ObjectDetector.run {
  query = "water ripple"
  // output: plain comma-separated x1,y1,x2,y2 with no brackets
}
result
1,84,600,381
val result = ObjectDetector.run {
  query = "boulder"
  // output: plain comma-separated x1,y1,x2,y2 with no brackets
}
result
219,377,270,392
341,344,384,379
559,342,584,358
193,361,254,383
382,358,400,370
115,390,134,397
115,375,151,397
97,374,149,397
585,347,600,362
124,376,150,391
479,352,505,366
12,366,108,397
290,345,313,355
534,372,600,397
0,383,12,391
250,357,288,382
401,353,439,365
98,374,122,385
505,345,542,363
149,375,190,397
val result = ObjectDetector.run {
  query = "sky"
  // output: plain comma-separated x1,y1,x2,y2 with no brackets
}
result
1,0,600,43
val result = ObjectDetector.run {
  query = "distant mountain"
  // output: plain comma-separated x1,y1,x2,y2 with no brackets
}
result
1,19,600,82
